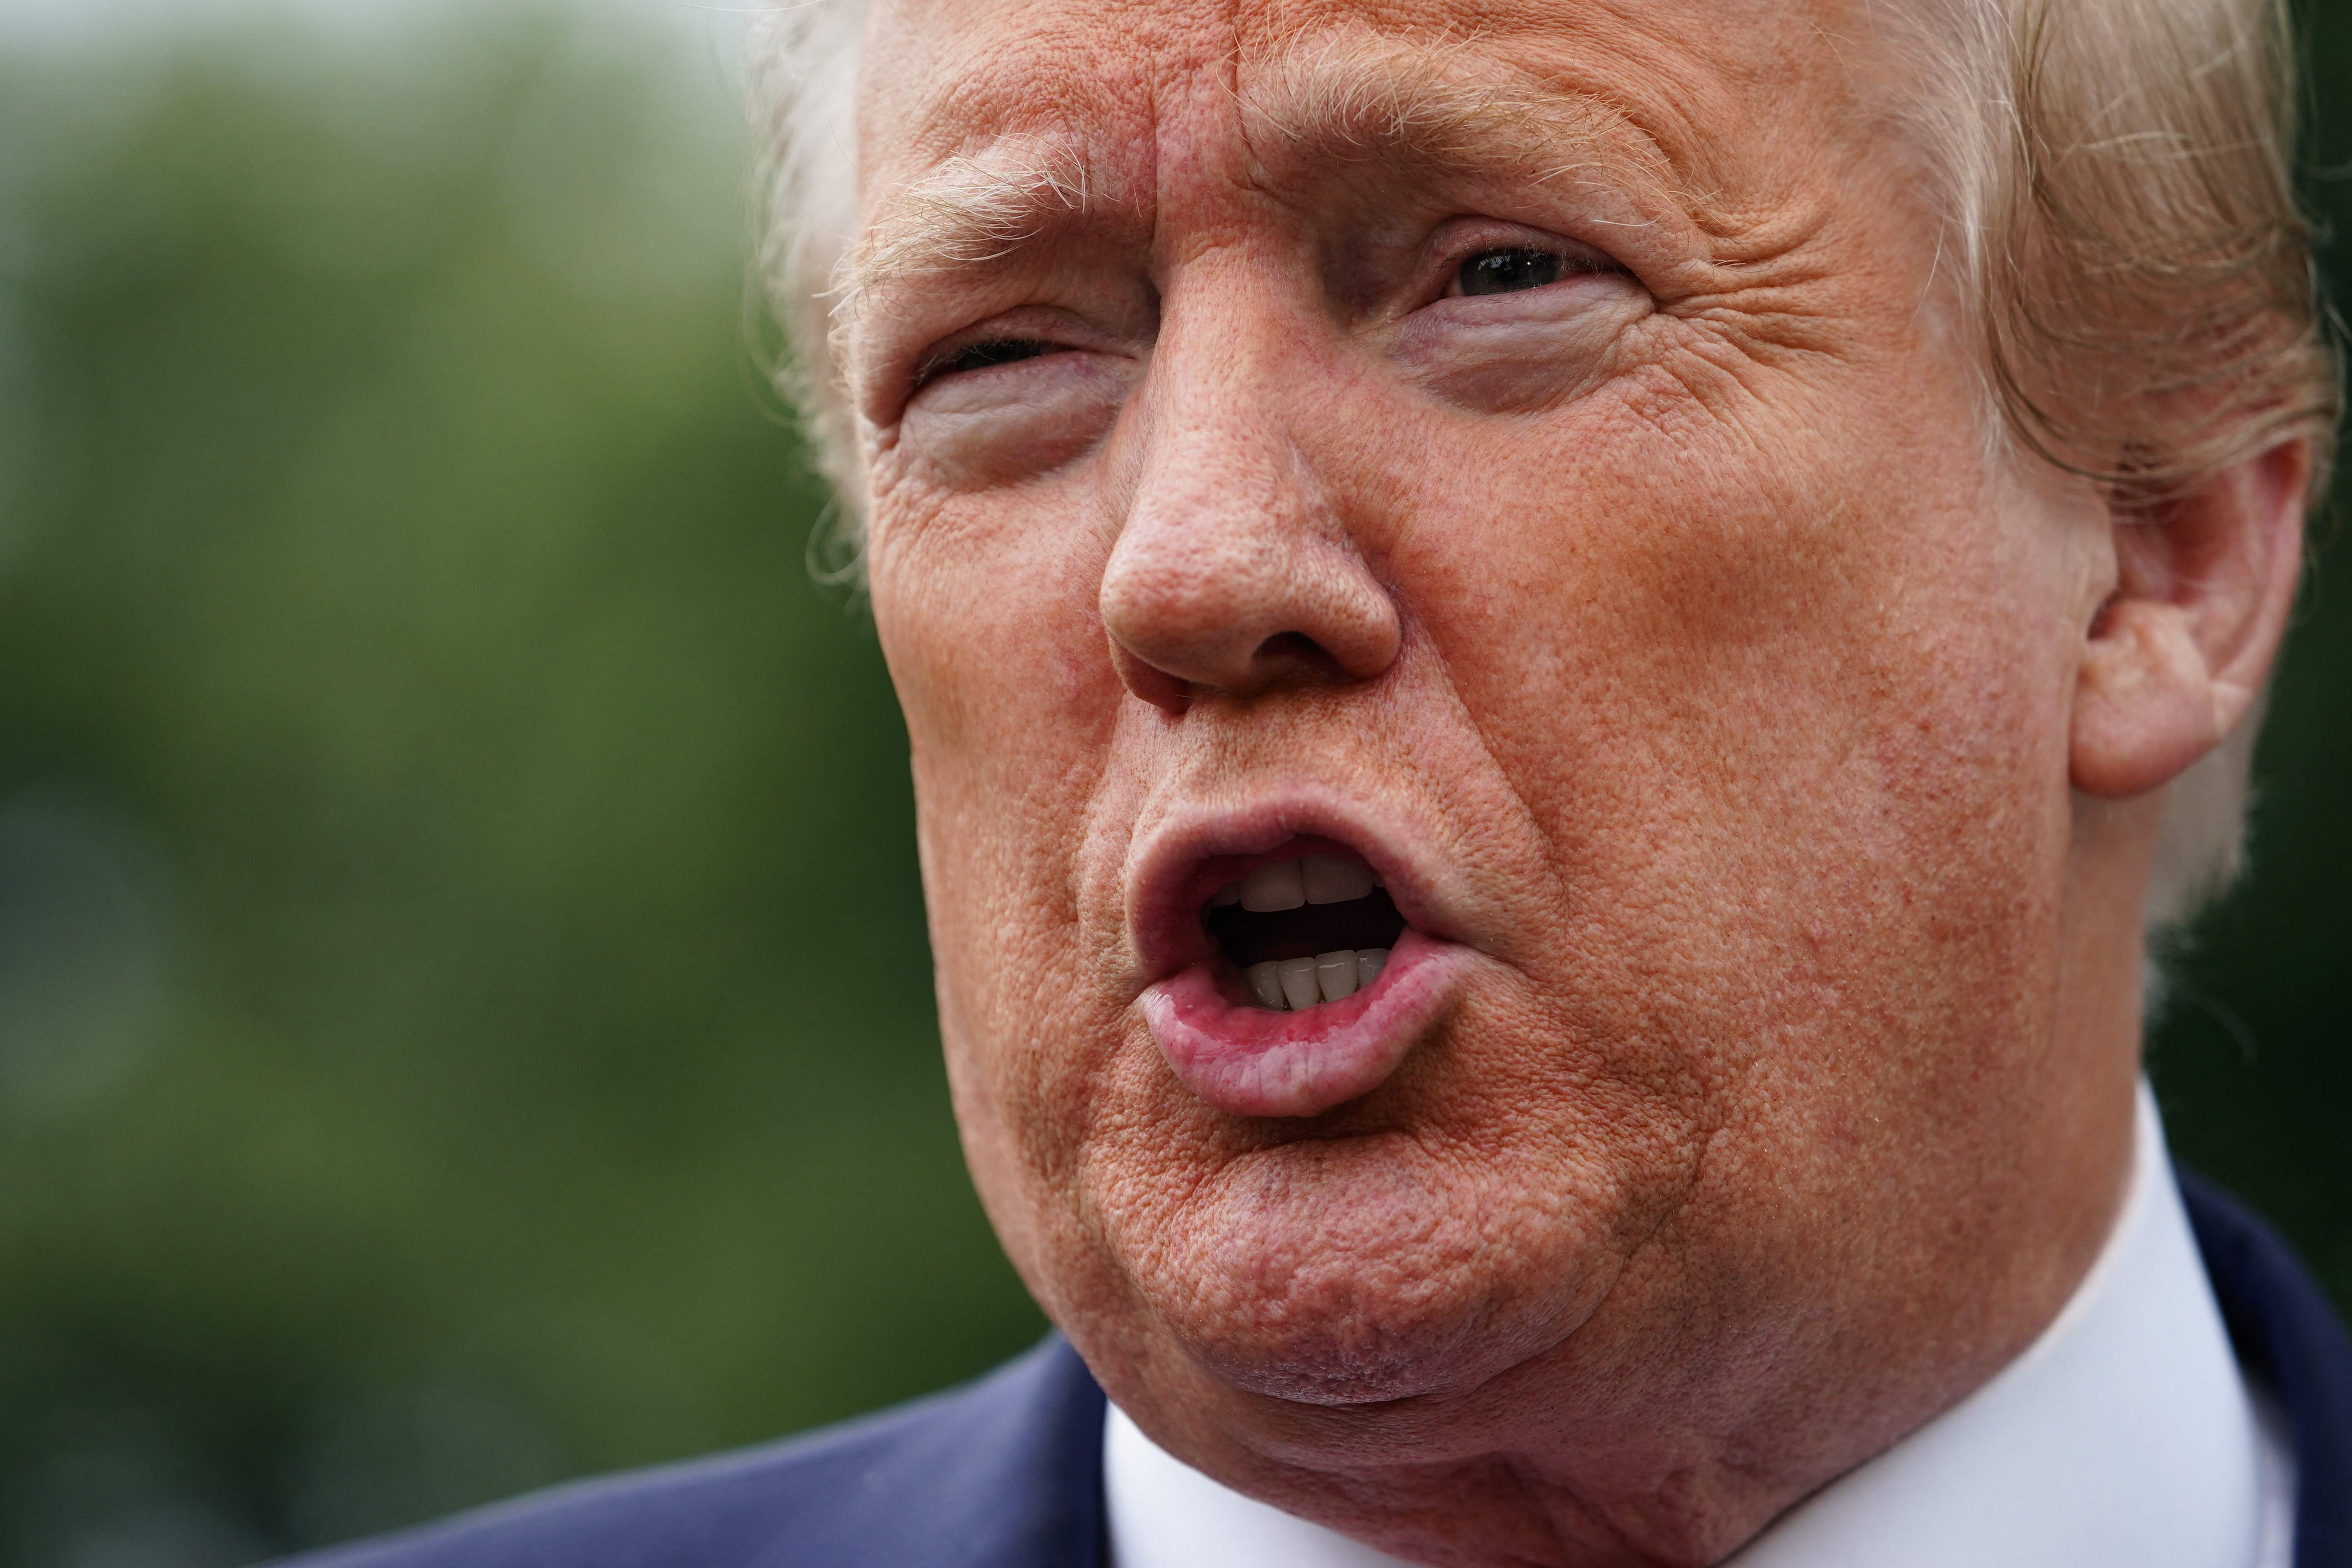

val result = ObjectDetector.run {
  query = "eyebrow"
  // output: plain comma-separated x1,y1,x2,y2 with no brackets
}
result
835,136,1101,321
836,34,1671,319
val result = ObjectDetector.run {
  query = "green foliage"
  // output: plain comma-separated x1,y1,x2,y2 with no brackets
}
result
0,13,1042,1561
0,5,2341,1563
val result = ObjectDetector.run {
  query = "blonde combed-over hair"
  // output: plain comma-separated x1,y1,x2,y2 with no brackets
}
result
745,0,2339,933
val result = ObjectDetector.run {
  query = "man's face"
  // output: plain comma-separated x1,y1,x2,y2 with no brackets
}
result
848,0,2131,1547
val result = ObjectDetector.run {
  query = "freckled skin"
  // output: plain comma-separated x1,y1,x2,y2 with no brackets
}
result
838,0,2303,1563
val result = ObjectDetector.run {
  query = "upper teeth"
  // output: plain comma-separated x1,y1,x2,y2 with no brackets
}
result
1230,855,1376,912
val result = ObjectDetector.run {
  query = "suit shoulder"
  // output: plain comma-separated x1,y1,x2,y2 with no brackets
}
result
269,1337,1107,1568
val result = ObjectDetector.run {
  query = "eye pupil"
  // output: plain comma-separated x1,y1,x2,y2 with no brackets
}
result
1458,248,1564,296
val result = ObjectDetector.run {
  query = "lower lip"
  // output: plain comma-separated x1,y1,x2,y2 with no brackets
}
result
1140,929,1468,1118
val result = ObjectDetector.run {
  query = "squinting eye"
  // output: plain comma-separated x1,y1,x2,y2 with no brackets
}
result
1455,248,1564,297
921,338,1059,385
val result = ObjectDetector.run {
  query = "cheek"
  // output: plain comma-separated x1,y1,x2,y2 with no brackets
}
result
865,472,1131,1151
866,472,1120,762
1390,367,2081,1069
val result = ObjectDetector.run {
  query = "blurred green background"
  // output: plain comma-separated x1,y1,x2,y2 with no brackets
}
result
0,0,2340,1561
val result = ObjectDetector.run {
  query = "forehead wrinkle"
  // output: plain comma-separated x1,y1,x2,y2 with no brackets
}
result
1231,28,1694,232
842,0,1196,333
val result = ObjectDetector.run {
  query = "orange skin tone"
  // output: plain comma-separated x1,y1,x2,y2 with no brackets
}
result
837,1,2311,1562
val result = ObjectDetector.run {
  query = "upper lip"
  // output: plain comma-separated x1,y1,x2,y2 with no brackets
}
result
1124,788,1456,985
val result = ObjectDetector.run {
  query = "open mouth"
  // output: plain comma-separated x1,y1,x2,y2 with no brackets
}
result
1204,853,1410,1012
1133,813,1472,1118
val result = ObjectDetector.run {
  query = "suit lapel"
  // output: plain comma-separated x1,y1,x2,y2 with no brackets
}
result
2181,1172,2352,1568
751,1336,1108,1568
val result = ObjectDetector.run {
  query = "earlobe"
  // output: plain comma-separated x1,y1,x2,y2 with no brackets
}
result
2071,599,2227,797
2069,439,2310,800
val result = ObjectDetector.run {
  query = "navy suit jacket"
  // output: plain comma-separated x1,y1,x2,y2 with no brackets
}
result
285,1174,2351,1568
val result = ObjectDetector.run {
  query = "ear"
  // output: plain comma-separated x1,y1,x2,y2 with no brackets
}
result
2070,438,2311,799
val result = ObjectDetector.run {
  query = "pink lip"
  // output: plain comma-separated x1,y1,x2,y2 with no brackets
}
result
1142,927,1469,1118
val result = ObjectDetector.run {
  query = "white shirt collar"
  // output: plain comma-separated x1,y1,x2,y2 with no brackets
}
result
1103,1083,2292,1568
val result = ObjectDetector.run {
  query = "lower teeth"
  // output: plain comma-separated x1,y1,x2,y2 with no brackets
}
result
1245,948,1389,1011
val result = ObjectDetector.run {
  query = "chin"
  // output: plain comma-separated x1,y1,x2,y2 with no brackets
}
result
1176,1296,1547,1408
1116,1137,1610,1408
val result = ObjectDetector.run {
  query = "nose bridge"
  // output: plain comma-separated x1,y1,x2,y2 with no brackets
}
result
1129,305,1318,550
1098,298,1400,707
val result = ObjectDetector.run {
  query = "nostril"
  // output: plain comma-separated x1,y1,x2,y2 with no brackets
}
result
1254,632,1320,660
1250,632,1349,684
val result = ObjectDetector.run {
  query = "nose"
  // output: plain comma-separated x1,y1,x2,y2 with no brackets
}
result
1097,335,1401,711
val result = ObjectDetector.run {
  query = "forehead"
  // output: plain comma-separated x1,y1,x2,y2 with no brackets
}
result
856,0,1875,210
